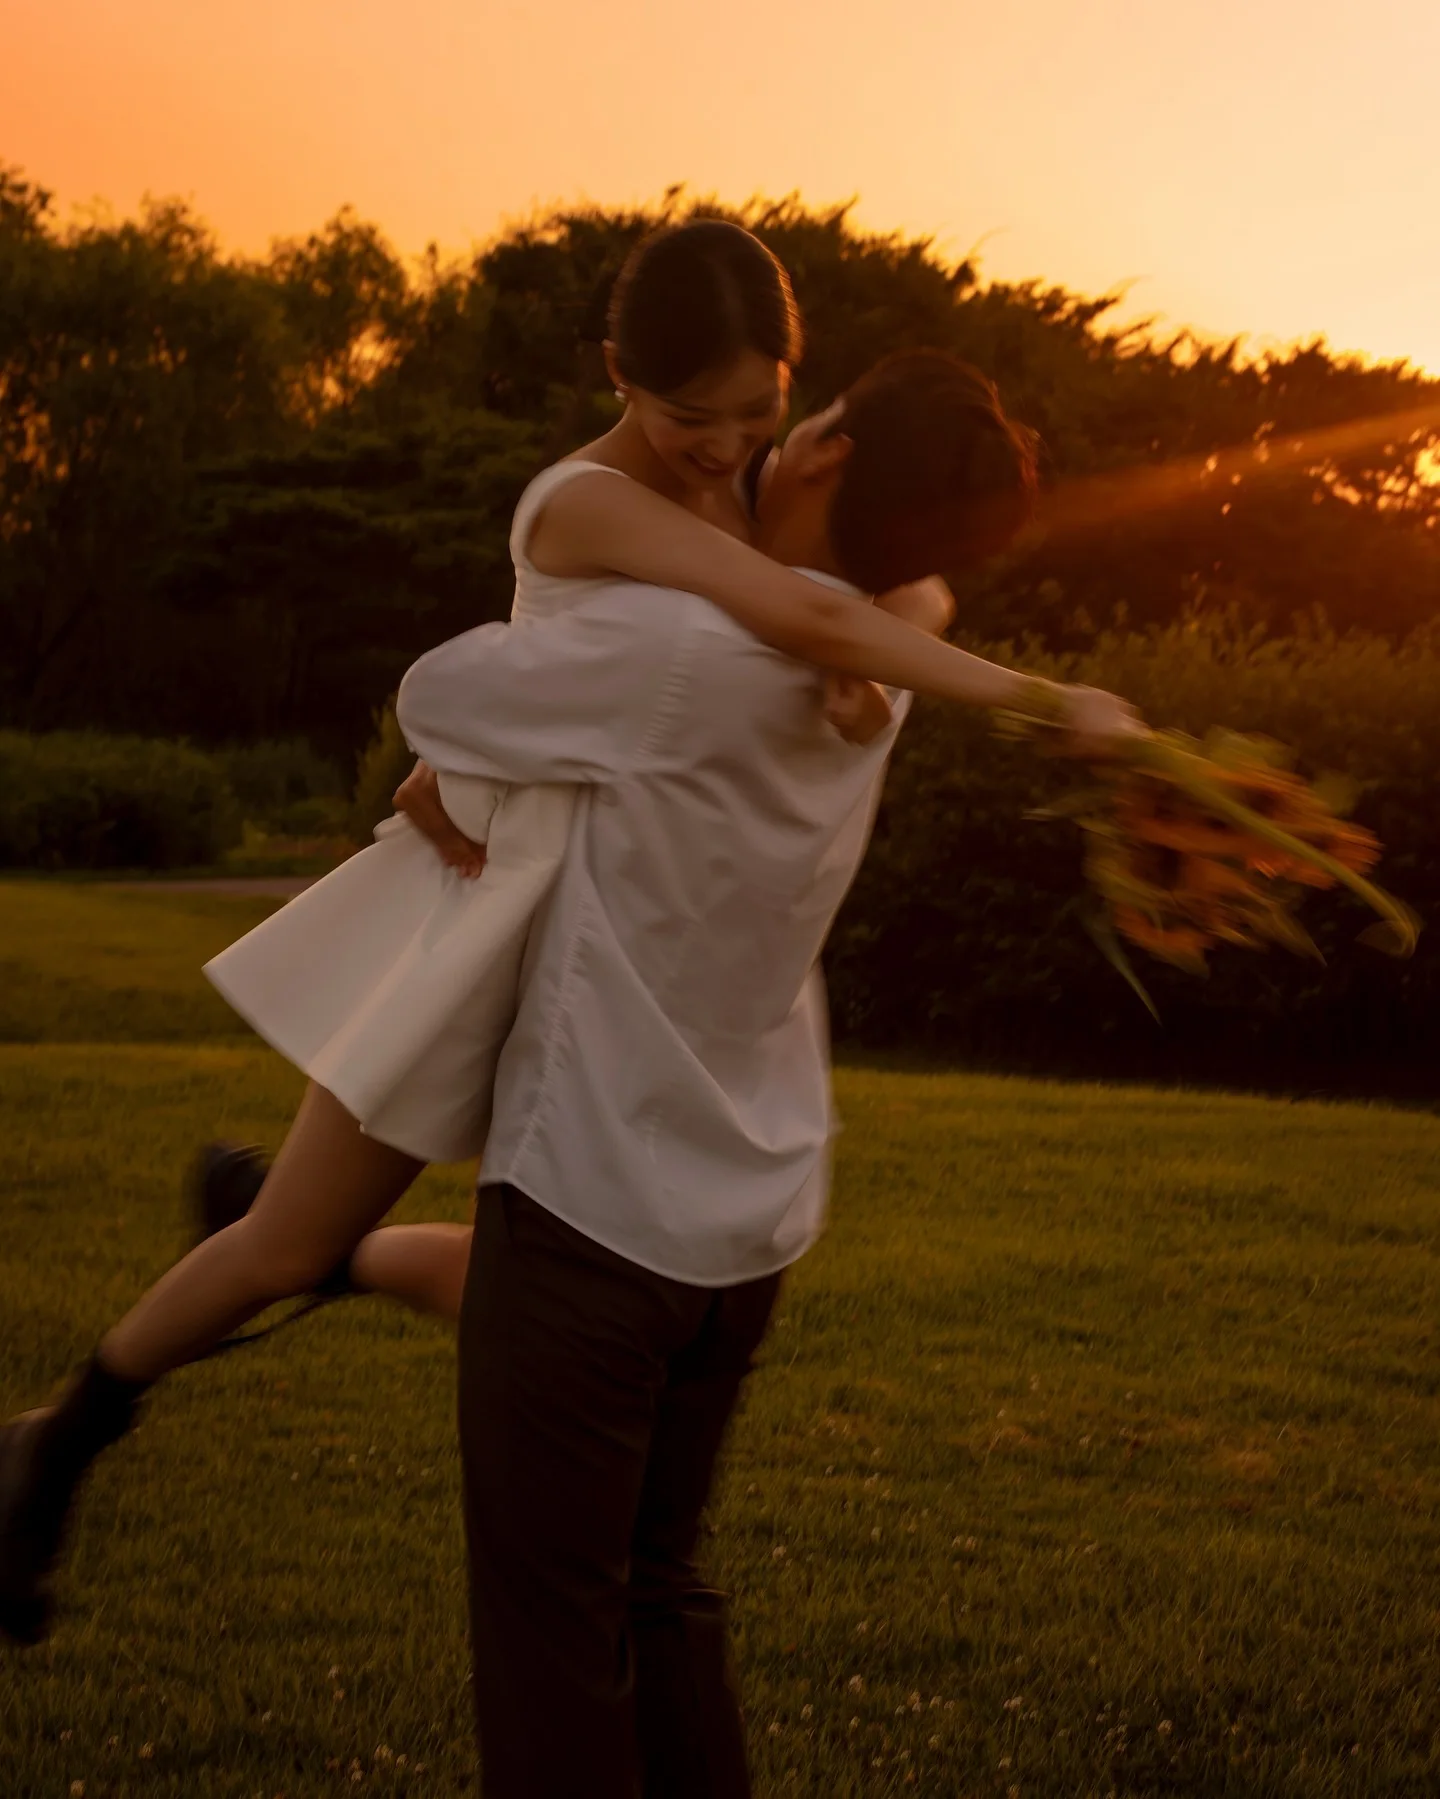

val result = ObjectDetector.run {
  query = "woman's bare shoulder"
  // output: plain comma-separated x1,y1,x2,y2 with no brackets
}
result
524,456,668,577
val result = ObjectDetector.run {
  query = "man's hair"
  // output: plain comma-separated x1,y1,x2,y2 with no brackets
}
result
828,351,1038,593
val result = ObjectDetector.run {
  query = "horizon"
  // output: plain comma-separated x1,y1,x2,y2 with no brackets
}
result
5,0,1438,377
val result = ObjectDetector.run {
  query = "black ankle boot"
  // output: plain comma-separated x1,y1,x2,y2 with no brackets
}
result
0,1358,146,1645
313,1257,360,1302
189,1141,270,1242
0,1411,59,1645
189,1143,358,1362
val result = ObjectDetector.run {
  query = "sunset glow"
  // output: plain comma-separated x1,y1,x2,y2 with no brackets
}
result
4,0,1439,371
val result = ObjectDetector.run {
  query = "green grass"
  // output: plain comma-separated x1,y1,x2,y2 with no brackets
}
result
2,882,1440,1796
0,882,280,1043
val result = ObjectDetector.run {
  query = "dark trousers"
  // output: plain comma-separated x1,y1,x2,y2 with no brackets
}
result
458,1183,782,1799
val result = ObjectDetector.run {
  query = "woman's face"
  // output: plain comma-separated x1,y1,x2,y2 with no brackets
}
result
624,348,790,495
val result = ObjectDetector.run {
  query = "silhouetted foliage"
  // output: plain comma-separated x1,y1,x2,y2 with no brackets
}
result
3,170,1436,758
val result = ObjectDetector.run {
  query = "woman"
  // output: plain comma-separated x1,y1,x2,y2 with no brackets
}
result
0,220,1138,1646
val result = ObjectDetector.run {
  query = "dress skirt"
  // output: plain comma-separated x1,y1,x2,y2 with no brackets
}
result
203,776,574,1162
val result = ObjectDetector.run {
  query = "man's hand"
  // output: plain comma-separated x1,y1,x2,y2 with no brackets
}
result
822,674,894,746
393,761,488,878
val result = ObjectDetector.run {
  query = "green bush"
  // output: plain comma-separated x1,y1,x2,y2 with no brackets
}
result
209,738,351,842
349,701,415,842
0,731,242,871
828,615,1440,1088
214,738,345,825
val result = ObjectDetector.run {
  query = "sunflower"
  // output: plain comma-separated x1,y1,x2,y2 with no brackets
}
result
1001,688,1418,995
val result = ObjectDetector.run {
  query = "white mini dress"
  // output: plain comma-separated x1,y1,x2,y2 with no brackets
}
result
204,460,625,1162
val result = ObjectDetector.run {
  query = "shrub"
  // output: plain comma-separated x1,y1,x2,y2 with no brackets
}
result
215,739,345,818
350,701,415,842
208,737,351,841
0,731,242,871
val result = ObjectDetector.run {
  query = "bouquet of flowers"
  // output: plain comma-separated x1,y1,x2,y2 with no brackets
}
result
1001,684,1420,1016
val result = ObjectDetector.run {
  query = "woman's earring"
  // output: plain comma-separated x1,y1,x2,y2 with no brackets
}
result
614,386,628,403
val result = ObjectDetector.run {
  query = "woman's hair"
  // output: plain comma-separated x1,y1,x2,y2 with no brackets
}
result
829,351,1039,593
607,221,803,395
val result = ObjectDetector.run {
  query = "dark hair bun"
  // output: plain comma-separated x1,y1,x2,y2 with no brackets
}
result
609,221,803,395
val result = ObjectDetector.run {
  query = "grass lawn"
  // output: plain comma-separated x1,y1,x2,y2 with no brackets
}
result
2,881,1439,1796
0,882,280,1045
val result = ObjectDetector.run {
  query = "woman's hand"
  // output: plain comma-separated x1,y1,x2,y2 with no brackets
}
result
822,675,894,746
1057,684,1148,757
393,761,488,878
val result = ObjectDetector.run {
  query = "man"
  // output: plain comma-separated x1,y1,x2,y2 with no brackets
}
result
393,350,1133,1796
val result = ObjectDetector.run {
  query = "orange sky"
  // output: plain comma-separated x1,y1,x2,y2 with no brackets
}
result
5,0,1439,373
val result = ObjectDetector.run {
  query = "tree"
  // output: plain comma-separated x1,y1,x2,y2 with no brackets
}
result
0,177,296,723
1,170,1436,758
156,411,539,755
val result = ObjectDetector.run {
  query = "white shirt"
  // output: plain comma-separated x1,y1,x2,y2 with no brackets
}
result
396,575,909,1287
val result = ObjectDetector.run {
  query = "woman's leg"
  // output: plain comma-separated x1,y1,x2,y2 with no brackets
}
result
349,1224,473,1324
100,1082,425,1382
0,1083,423,1643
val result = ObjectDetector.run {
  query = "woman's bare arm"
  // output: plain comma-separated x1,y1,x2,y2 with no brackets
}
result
527,471,1134,737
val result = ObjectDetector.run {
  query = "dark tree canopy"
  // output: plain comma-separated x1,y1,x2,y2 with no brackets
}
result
2,170,1436,759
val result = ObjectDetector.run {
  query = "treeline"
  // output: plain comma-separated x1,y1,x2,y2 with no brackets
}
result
2,167,1438,761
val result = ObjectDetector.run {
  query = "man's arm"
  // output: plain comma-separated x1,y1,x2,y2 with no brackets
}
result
395,591,687,786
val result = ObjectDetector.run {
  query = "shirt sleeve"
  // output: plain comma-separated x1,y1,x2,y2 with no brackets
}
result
395,589,691,785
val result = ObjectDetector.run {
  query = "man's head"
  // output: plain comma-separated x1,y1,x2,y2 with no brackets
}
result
753,350,1038,591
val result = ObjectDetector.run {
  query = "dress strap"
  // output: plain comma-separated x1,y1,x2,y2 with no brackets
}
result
509,460,630,573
